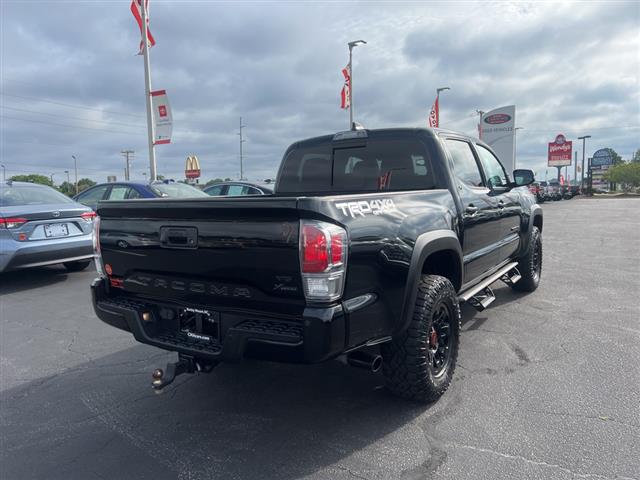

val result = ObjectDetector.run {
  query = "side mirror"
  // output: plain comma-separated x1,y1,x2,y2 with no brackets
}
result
513,169,535,187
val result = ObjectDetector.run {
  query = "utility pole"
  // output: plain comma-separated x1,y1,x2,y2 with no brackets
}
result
476,110,484,139
574,151,578,186
578,135,591,191
64,170,70,184
71,155,78,194
347,40,367,130
238,117,246,180
0,164,5,182
436,86,450,127
121,150,135,181
50,173,55,185
140,1,157,181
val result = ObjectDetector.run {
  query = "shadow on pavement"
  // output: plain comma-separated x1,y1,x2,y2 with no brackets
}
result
0,344,438,480
0,266,71,295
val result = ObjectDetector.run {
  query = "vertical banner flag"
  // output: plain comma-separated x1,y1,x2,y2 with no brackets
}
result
428,96,439,128
151,90,172,144
481,105,516,173
340,65,351,109
131,0,156,54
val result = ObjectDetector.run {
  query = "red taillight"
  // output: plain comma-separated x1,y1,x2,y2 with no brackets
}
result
302,224,329,273
0,217,27,229
81,211,97,222
110,277,124,288
331,232,344,264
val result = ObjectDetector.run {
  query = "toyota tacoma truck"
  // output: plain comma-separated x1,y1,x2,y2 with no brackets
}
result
91,128,543,402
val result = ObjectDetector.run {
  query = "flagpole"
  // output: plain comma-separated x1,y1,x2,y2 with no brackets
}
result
347,40,366,130
141,1,157,181
436,86,450,128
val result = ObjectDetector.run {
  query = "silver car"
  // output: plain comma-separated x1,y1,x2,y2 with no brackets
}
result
0,181,95,272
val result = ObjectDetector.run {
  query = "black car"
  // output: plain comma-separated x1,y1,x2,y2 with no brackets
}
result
203,181,273,197
91,128,542,403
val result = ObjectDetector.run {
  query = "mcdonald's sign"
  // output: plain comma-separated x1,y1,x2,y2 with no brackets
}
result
185,155,201,179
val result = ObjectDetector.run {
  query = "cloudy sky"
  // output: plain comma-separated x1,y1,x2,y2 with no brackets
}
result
1,0,639,185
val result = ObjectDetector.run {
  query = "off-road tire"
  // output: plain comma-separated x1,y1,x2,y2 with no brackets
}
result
63,260,92,272
512,226,542,292
382,275,461,403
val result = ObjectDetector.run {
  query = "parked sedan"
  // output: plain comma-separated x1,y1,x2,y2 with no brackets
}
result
203,181,273,196
0,181,95,273
74,180,208,210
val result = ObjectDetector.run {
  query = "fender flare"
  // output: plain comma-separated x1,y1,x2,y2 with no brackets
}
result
397,230,463,335
529,204,543,235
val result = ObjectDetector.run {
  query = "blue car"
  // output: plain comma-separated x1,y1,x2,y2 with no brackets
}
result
0,181,95,273
74,180,208,210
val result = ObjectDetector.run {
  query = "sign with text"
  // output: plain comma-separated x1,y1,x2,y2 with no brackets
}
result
548,134,572,167
151,90,172,145
591,148,614,167
481,105,516,172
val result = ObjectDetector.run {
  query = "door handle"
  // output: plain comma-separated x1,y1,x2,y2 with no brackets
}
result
465,205,479,215
497,200,505,209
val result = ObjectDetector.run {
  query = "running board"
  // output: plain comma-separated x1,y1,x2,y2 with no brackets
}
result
468,286,495,311
459,261,520,304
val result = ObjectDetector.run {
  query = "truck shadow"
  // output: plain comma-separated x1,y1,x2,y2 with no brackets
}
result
0,344,446,480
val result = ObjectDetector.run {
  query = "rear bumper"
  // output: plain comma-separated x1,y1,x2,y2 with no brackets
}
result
0,234,93,272
91,277,347,364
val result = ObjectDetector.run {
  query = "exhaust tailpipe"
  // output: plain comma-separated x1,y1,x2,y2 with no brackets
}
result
347,350,383,373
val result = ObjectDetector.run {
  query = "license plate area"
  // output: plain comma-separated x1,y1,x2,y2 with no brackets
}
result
178,307,220,343
44,223,69,238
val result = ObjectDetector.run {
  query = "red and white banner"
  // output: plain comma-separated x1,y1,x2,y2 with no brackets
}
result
428,96,439,128
548,134,572,167
340,65,351,109
131,0,156,54
151,90,172,145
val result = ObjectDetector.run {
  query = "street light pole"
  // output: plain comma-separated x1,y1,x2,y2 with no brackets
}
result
475,110,484,139
578,135,591,191
71,155,78,194
64,170,70,184
436,87,450,127
50,173,55,185
0,164,5,182
347,40,366,130
514,127,524,170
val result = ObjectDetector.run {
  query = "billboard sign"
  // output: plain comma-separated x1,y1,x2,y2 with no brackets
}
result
481,105,516,173
548,134,572,167
151,90,173,145
591,148,613,167
185,155,201,179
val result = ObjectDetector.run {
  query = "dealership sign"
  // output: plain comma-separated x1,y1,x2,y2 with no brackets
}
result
151,90,173,145
548,134,572,167
481,105,516,173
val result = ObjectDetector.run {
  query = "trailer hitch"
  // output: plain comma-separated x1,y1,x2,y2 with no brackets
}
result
151,354,217,392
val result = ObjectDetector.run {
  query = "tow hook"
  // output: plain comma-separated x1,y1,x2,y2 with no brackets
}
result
151,354,217,392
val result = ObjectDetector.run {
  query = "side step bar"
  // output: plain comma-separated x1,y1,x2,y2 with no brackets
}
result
458,261,520,307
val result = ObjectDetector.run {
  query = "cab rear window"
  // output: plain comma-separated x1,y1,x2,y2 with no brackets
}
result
277,138,435,194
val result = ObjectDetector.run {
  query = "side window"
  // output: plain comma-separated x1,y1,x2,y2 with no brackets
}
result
127,188,141,199
107,185,130,200
445,139,484,187
226,185,249,196
76,185,109,204
246,187,262,195
206,185,224,196
476,145,508,188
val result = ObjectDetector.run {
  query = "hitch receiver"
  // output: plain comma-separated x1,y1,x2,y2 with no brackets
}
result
151,354,217,391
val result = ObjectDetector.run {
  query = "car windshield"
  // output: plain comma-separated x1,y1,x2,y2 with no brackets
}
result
149,183,209,198
0,184,75,206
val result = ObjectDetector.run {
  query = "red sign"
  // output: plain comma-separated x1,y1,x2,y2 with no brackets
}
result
548,134,572,167
484,113,511,124
158,105,167,117
185,169,201,179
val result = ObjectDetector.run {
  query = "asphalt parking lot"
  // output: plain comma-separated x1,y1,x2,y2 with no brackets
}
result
1,197,638,480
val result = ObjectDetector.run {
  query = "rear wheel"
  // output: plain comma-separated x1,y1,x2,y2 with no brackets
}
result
382,275,460,403
63,260,92,272
512,226,542,292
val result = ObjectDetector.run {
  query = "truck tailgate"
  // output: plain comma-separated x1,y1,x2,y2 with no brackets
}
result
97,197,305,313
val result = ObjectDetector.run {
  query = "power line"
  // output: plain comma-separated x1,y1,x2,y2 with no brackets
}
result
0,92,145,119
0,105,145,129
1,115,143,136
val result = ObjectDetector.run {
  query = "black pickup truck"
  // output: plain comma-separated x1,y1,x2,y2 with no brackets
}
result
91,128,543,402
